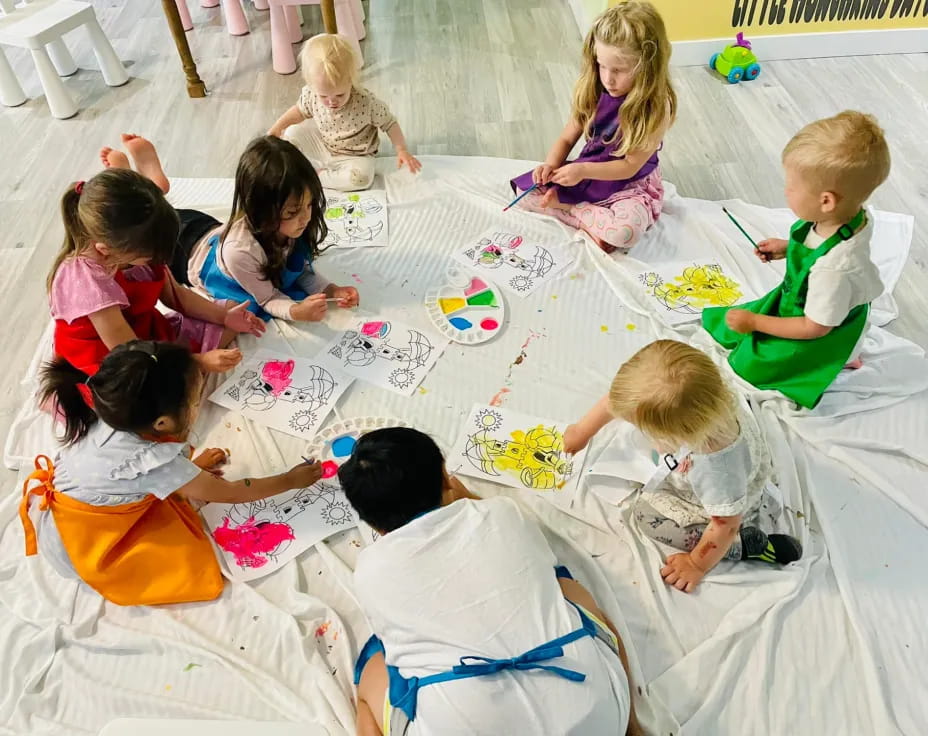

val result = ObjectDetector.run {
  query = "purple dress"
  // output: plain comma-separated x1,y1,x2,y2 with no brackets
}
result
511,92,660,206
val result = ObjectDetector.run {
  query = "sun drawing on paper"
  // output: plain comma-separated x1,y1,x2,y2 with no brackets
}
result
322,193,384,247
464,232,555,290
462,416,574,491
226,359,337,429
329,321,434,374
639,263,743,314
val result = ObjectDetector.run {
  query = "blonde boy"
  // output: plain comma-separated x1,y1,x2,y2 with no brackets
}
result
268,34,421,191
702,110,891,409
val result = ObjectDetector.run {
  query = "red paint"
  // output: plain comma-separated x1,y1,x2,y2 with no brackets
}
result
321,460,339,479
697,542,718,559
711,516,727,525
480,318,499,330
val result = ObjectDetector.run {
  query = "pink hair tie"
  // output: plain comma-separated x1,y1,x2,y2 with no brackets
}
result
75,181,85,195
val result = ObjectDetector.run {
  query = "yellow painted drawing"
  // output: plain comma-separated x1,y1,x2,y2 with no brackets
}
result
639,263,743,315
462,410,573,490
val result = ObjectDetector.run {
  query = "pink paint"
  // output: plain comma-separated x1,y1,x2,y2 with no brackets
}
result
489,387,510,407
315,621,331,638
506,235,523,248
261,360,295,396
351,273,363,284
321,460,339,479
480,318,499,330
361,321,385,337
212,517,295,569
464,278,489,297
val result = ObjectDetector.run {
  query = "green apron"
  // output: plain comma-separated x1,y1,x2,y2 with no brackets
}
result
702,209,868,409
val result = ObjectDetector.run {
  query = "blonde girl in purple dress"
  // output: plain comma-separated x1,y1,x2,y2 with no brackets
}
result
511,1,676,253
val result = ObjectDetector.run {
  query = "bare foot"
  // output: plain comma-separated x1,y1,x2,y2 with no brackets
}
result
540,188,573,212
121,133,170,193
100,147,130,170
578,225,617,254
844,358,863,370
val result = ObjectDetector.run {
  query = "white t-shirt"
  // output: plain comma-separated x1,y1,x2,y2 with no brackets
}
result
35,422,202,579
803,210,884,327
354,497,630,736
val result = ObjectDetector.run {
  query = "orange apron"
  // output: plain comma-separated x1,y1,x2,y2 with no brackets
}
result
19,456,224,606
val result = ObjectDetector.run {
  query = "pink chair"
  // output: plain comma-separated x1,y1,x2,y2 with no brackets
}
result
174,0,249,36
268,0,364,75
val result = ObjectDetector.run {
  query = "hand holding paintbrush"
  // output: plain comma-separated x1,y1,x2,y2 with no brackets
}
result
721,207,785,263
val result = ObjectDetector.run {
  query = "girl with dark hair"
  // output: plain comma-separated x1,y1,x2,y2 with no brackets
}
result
21,340,322,606
177,135,360,322
49,144,264,381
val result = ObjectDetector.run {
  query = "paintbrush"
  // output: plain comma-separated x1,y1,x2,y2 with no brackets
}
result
721,207,759,249
503,184,537,212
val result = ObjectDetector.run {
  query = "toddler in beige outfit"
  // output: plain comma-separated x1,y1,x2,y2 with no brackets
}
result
269,34,421,191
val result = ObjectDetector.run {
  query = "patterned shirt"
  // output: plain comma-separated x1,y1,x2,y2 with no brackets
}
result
297,86,396,157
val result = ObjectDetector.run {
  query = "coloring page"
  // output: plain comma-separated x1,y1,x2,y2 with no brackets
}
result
450,405,588,509
451,228,573,298
201,479,357,582
636,261,752,325
321,189,388,248
208,349,352,438
317,318,448,396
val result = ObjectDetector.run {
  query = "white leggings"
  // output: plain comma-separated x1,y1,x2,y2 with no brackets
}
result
284,120,376,191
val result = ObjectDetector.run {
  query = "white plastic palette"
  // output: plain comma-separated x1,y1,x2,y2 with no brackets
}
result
424,266,506,345
305,416,411,546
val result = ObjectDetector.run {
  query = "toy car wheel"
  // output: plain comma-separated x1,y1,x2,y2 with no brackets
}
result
709,52,719,71
746,63,761,80
727,67,744,84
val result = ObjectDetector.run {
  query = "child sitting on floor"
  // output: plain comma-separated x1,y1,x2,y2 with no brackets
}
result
22,340,322,606
49,151,264,381
564,340,801,593
268,33,421,190
101,134,359,324
702,111,890,409
510,1,675,253
341,427,638,736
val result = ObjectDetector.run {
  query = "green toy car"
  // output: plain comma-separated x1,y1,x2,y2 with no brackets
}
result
710,32,761,84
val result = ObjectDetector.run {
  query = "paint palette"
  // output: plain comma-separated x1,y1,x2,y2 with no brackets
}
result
424,267,506,344
306,416,412,546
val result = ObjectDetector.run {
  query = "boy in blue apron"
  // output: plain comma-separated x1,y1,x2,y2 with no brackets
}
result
340,428,637,736
703,111,890,409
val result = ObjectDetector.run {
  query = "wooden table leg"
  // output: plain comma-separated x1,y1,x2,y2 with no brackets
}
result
320,0,338,33
161,0,207,98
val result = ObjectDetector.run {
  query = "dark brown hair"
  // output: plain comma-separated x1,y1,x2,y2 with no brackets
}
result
222,136,328,288
48,169,179,291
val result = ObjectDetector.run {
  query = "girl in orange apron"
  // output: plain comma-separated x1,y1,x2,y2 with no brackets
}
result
47,168,265,393
22,340,322,606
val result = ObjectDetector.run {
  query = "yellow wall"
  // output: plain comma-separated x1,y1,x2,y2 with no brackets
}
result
608,0,928,40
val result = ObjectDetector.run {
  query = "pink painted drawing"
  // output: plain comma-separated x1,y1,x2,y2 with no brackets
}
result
212,516,295,569
262,359,295,396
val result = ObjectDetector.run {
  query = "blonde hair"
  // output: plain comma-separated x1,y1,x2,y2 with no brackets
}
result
572,1,676,157
300,34,358,88
782,111,890,216
609,340,736,448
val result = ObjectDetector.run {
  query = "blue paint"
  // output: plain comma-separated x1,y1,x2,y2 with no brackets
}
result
331,435,358,458
449,317,473,330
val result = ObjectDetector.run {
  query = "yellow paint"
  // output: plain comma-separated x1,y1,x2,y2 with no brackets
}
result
608,0,927,40
165,685,172,692
643,264,743,313
626,323,637,331
600,325,609,332
418,386,428,395
466,424,573,491
551,295,558,300
438,297,466,314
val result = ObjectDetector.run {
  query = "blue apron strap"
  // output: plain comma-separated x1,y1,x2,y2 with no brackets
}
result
354,634,386,686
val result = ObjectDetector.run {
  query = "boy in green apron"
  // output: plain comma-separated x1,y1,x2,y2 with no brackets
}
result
703,111,891,409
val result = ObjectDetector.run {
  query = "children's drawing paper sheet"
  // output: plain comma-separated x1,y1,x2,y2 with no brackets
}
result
208,349,352,438
321,189,388,248
200,479,357,582
451,228,573,297
317,318,449,396
450,404,588,509
635,261,753,324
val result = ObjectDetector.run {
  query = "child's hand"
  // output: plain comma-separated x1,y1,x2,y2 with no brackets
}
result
563,423,591,455
224,301,266,336
533,164,554,186
193,448,227,475
661,552,706,593
326,285,359,308
397,148,422,174
290,293,329,322
267,125,284,138
198,348,242,373
756,238,788,262
725,309,756,334
550,163,587,187
286,460,323,489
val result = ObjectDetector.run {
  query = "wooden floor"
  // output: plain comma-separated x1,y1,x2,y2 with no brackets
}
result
0,0,926,475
